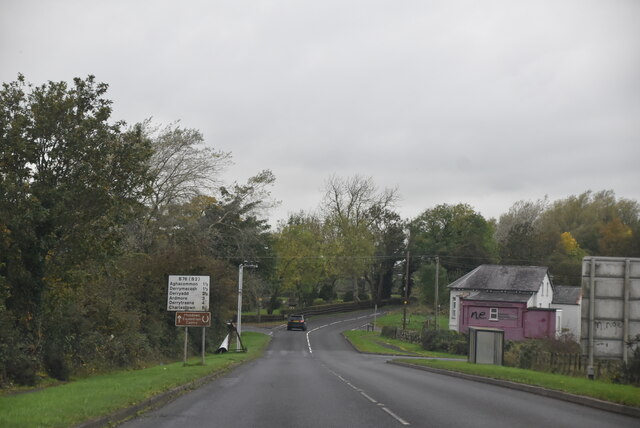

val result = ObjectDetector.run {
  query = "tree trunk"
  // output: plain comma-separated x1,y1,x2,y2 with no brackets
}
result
352,276,359,302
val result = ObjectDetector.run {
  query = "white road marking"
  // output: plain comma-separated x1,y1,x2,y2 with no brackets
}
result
326,364,410,426
305,311,383,353
303,311,408,425
361,391,377,403
382,407,411,426
306,331,313,353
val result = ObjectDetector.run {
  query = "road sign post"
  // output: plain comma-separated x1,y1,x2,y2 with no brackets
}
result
169,275,211,365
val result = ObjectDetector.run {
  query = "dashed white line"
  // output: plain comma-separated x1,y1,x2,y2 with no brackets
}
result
306,331,313,353
304,311,408,425
326,366,409,425
382,407,411,426
360,391,377,403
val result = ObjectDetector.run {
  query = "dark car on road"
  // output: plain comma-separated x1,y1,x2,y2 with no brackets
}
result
287,314,306,331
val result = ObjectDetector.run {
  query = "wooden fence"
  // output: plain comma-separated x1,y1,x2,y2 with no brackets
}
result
529,352,623,380
240,298,403,323
381,327,624,380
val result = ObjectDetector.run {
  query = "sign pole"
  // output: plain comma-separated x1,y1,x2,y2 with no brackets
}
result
183,327,188,366
201,327,206,365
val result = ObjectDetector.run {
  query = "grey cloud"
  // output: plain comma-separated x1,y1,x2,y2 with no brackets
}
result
1,0,638,224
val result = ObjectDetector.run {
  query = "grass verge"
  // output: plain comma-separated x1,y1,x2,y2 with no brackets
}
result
0,332,270,428
374,310,449,330
344,329,640,409
394,358,640,408
343,330,462,359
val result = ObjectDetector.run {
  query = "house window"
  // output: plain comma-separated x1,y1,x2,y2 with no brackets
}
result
490,308,499,321
452,299,456,318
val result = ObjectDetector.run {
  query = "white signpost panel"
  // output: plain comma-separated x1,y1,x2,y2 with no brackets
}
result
167,275,210,312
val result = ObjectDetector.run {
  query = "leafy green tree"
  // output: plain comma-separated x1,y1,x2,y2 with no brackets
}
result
365,208,406,302
409,203,497,283
495,198,547,264
537,190,639,256
598,218,636,256
274,213,329,307
414,261,449,308
0,75,152,383
497,191,639,285
201,170,276,263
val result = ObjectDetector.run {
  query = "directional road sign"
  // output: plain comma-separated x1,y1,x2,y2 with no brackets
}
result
167,275,210,311
175,311,212,327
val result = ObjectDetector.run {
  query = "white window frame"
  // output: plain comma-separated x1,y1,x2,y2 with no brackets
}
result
489,307,499,321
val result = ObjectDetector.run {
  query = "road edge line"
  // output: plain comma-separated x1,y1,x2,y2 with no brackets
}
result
387,360,640,419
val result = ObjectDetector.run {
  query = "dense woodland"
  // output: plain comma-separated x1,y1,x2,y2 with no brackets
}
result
2,76,639,386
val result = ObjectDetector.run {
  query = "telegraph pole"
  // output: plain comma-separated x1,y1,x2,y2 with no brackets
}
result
403,250,410,331
236,263,257,351
434,256,439,331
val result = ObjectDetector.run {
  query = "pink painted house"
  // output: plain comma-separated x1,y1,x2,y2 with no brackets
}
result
448,265,557,341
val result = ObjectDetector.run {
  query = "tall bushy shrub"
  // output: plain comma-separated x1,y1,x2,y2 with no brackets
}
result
504,337,581,370
381,326,397,339
421,329,467,355
621,335,640,386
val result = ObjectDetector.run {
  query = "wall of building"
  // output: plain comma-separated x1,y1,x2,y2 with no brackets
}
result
529,274,553,308
459,300,557,341
523,309,557,338
551,303,581,340
449,290,464,331
459,300,526,341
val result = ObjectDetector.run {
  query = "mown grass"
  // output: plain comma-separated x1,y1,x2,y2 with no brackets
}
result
394,358,640,408
0,332,270,428
345,313,640,409
344,330,462,359
374,310,449,330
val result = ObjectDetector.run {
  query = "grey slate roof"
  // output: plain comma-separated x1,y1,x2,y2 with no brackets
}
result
462,291,532,303
448,265,549,293
552,285,581,305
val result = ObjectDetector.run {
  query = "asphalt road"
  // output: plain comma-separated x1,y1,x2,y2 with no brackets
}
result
120,310,639,428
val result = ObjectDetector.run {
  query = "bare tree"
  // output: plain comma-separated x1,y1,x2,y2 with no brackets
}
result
140,119,232,214
322,175,397,228
321,175,399,301
494,197,548,245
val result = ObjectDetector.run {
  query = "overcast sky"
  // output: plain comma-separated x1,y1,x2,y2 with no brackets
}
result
2,0,639,225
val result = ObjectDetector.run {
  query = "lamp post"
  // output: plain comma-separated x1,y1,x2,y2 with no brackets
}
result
237,262,257,351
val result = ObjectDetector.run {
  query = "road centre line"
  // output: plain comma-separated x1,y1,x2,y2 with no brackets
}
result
328,369,410,426
382,407,411,426
306,331,313,353
306,311,409,427
305,311,384,354
361,391,378,403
